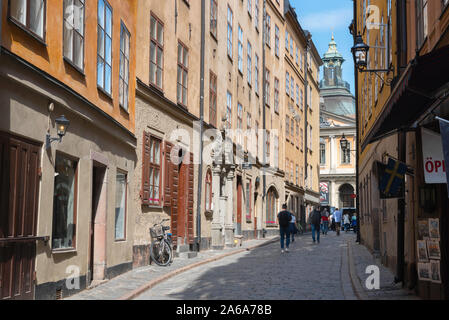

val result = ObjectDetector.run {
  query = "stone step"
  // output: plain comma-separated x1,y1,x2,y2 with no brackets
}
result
175,251,198,259
176,244,190,253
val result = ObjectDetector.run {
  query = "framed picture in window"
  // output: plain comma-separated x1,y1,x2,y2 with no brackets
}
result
427,240,441,260
430,260,442,284
428,218,440,239
417,240,429,263
418,219,429,239
417,262,431,282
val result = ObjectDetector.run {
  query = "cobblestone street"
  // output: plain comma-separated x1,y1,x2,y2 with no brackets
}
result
134,231,419,300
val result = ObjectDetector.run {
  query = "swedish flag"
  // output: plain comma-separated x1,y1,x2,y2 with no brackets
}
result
379,158,407,197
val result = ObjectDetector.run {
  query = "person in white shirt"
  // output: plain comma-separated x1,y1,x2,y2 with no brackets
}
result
289,214,297,242
343,213,351,232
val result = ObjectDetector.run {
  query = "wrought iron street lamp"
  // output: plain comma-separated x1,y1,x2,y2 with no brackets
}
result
46,115,70,149
340,133,350,151
351,34,369,70
351,33,393,85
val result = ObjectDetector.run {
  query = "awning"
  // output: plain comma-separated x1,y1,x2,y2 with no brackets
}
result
363,44,449,149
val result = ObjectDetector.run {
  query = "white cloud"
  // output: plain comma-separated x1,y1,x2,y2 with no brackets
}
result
300,8,353,32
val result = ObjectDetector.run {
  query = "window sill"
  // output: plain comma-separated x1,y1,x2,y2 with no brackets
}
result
63,57,85,76
181,0,190,8
114,239,127,243
98,86,113,101
52,248,77,254
8,17,47,46
120,104,130,115
210,32,218,43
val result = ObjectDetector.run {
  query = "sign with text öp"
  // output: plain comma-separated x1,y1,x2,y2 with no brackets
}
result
422,128,446,184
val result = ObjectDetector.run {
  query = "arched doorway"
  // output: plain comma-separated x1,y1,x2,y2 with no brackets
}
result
339,184,355,208
266,186,279,226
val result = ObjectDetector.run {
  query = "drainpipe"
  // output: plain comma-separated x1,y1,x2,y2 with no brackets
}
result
352,0,361,244
262,0,267,231
304,32,311,193
0,0,3,56
195,0,205,252
395,0,407,286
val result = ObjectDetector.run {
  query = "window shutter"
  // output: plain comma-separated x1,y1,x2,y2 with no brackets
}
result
141,131,151,205
163,141,173,207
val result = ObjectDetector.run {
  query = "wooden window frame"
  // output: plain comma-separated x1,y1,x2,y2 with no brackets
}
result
247,41,252,86
8,0,47,43
274,24,279,57
97,0,113,97
265,68,270,106
274,77,279,113
210,0,217,39
237,102,243,145
227,5,233,60
265,13,271,47
238,25,243,74
150,13,164,91
142,133,163,206
209,71,217,127
255,53,259,95
226,91,232,130
63,0,85,73
177,41,189,108
119,21,130,111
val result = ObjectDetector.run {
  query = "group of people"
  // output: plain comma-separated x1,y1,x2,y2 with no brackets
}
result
277,204,357,253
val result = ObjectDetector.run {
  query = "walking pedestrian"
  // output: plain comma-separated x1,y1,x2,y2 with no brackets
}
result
321,208,329,235
333,208,342,236
351,214,357,234
290,213,298,242
309,206,322,243
277,204,292,253
343,212,350,232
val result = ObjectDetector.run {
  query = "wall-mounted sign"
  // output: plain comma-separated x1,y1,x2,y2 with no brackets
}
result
422,128,446,184
320,182,329,205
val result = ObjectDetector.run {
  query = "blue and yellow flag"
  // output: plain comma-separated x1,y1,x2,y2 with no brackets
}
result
379,158,407,197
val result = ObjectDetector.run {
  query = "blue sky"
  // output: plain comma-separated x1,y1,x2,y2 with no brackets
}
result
290,0,355,94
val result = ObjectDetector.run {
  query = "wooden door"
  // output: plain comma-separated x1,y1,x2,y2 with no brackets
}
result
177,160,187,244
0,133,40,300
237,178,242,235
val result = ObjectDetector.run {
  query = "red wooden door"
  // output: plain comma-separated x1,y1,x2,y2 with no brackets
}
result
0,133,40,300
237,180,243,229
177,160,187,243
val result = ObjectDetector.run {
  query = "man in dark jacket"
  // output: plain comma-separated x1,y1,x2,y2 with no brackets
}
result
309,206,322,243
277,204,292,253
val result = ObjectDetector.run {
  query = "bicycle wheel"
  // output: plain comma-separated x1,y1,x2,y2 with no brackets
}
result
150,239,172,266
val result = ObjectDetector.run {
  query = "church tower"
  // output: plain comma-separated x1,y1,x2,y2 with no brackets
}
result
320,35,350,91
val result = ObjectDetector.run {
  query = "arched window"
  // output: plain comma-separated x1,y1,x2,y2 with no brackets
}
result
205,169,212,211
266,187,279,225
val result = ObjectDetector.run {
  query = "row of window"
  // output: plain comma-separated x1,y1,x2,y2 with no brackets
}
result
9,0,131,111
285,158,302,186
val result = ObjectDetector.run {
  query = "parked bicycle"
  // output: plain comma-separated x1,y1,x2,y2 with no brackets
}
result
149,218,173,266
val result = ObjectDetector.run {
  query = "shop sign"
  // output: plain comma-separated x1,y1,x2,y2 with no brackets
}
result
422,128,446,184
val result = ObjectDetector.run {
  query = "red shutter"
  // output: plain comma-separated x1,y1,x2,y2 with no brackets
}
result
163,141,173,207
141,131,151,205
187,152,194,244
